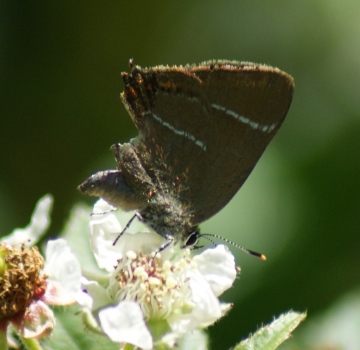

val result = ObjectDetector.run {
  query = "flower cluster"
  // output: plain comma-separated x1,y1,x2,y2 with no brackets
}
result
0,196,237,349
77,200,237,349
0,195,80,346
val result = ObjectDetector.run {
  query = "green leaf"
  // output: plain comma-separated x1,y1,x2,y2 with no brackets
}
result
41,305,118,350
233,311,306,350
285,287,360,349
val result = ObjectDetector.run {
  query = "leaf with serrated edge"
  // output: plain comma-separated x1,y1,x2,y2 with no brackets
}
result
233,311,306,350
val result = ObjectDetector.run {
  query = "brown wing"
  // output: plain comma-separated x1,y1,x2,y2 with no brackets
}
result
121,60,294,225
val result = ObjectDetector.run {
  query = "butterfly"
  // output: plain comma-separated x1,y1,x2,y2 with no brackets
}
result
78,59,294,254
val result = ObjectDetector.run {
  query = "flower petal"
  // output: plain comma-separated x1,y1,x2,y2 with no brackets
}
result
115,230,171,258
178,329,208,350
80,277,112,310
12,300,55,339
44,239,82,304
3,194,53,245
89,200,125,271
99,301,153,349
193,245,236,296
168,269,222,333
89,200,171,271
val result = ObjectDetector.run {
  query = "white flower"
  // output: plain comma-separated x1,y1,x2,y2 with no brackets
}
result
99,301,153,349
2,194,53,246
0,195,83,344
43,238,86,306
79,199,237,349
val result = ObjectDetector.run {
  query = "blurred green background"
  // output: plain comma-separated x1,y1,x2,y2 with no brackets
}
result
1,1,359,349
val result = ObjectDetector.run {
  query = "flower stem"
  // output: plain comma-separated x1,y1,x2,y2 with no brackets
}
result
121,344,135,350
0,330,7,350
20,337,43,350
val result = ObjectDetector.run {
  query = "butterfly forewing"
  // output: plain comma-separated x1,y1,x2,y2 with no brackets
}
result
121,61,294,225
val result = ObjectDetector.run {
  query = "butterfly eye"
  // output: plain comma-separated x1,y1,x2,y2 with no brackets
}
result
182,228,201,248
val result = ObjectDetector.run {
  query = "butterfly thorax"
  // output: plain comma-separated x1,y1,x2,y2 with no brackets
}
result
139,189,194,243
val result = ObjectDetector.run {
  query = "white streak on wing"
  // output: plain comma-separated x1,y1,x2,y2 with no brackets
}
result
150,113,207,151
211,103,277,133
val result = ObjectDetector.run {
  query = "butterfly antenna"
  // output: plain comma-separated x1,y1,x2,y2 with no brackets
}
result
199,234,217,246
200,233,266,260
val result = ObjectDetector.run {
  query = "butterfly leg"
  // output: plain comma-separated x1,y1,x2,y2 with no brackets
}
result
112,212,143,246
150,235,174,263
